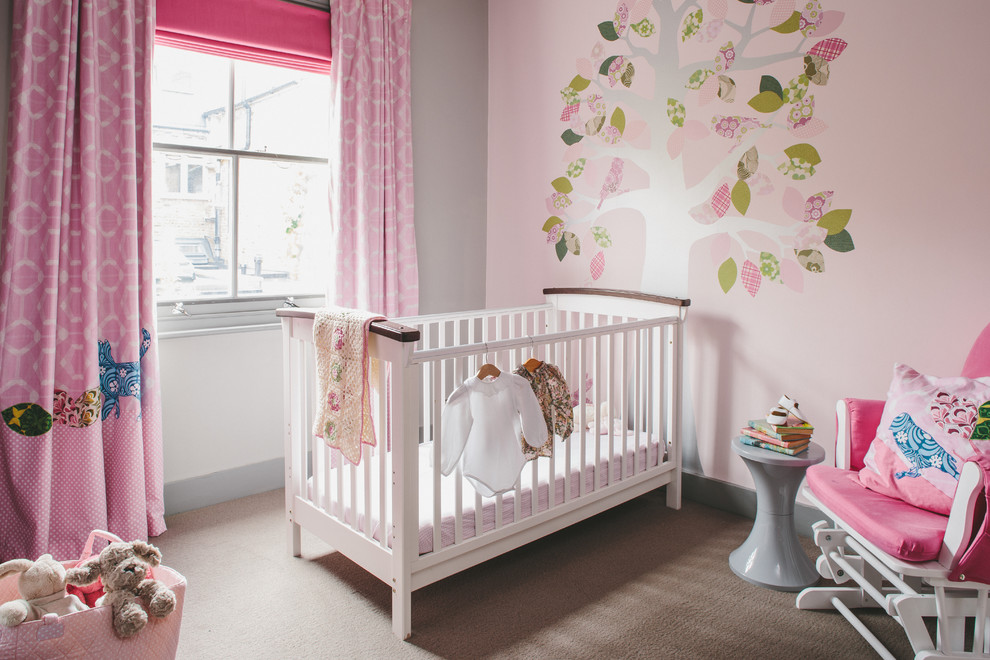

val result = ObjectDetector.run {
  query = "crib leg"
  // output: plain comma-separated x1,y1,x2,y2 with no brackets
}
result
665,472,682,510
392,585,411,640
288,520,301,558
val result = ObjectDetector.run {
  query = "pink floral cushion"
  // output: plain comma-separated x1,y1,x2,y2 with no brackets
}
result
858,363,990,515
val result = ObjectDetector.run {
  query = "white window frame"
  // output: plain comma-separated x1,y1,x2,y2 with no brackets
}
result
152,54,329,337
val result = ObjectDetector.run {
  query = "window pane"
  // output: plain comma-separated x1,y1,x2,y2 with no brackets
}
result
153,151,233,301
233,60,329,158
237,159,330,297
152,46,231,149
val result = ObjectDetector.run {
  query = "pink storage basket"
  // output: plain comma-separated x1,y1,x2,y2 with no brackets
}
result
0,530,185,660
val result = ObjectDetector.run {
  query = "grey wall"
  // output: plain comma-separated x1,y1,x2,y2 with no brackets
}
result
410,0,488,314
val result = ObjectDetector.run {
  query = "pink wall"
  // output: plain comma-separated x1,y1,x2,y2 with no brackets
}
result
487,0,990,488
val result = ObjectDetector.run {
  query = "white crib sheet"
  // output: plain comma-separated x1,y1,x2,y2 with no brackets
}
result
309,430,665,556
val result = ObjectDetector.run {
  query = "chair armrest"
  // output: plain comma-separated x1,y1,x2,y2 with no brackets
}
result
835,398,885,470
942,460,985,571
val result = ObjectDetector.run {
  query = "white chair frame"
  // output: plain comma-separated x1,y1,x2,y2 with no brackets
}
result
796,400,990,660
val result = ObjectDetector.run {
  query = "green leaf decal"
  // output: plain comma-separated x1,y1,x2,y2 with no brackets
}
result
718,258,737,293
782,74,810,104
759,76,783,98
551,177,574,194
610,107,626,134
731,180,751,215
598,20,620,41
555,237,568,261
682,9,703,41
784,143,822,166
685,68,712,90
569,75,591,92
824,229,855,252
542,216,563,232
817,209,852,235
748,91,785,113
561,129,583,146
599,56,619,77
771,11,801,34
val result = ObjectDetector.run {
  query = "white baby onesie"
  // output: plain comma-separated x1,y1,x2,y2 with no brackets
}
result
440,373,549,497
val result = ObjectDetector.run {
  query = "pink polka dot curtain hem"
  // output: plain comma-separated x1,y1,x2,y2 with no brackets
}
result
329,0,419,317
0,0,165,561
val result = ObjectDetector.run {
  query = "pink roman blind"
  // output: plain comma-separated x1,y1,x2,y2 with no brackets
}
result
155,0,331,73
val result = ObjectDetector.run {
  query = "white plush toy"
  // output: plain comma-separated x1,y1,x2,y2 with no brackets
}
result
0,554,89,627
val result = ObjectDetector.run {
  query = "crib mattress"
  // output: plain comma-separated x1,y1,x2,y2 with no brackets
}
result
309,430,665,556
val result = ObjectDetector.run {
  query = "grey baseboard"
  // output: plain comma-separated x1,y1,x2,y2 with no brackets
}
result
682,470,824,538
164,457,285,516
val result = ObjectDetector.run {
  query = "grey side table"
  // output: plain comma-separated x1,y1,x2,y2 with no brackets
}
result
729,436,826,592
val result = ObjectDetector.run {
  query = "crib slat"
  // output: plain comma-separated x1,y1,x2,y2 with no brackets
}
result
378,360,388,549
621,329,629,481
432,360,442,555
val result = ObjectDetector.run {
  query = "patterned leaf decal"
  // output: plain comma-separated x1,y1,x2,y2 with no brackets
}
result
718,258,737,293
731,180,751,215
682,9,703,41
824,229,855,252
600,56,620,76
551,177,574,194
760,252,781,281
566,158,586,178
740,260,761,296
809,38,848,62
586,114,606,136
598,20,620,41
784,143,822,166
561,129,583,146
717,75,736,102
591,226,613,248
2,403,52,436
542,216,564,232
685,68,712,90
667,98,686,127
748,91,785,113
771,11,801,34
817,208,851,235
782,75,810,104
796,249,825,273
590,251,605,280
563,231,581,256
737,147,758,180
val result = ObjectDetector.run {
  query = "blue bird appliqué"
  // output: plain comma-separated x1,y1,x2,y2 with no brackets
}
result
890,412,960,481
99,328,151,420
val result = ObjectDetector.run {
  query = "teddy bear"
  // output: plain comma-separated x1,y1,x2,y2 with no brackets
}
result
0,554,89,627
65,540,176,639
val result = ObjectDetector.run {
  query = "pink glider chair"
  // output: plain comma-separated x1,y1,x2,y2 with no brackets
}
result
797,322,990,659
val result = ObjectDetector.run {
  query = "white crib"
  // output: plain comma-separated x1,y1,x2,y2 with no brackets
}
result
277,287,689,639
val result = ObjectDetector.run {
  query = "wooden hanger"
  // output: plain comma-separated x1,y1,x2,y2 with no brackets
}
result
523,357,543,373
476,363,501,380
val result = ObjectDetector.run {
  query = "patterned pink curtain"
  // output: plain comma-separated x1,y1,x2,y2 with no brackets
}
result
329,0,419,317
0,0,164,561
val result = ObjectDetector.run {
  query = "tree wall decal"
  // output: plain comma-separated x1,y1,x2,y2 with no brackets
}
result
541,0,854,297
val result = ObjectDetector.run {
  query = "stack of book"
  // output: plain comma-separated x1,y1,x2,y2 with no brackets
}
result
739,417,814,455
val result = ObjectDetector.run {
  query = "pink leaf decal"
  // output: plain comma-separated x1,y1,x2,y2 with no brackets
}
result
815,11,845,37
789,117,828,139
809,37,847,62
698,73,720,106
689,200,719,225
782,186,805,222
780,259,804,292
683,119,710,141
769,0,796,28
711,183,731,217
667,128,684,159
590,251,605,280
576,58,595,80
708,0,728,20
740,260,761,297
630,0,652,23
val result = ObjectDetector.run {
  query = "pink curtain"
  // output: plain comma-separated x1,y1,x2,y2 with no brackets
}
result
0,0,164,561
329,0,419,317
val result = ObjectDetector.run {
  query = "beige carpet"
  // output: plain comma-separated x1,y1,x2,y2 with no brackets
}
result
153,488,916,659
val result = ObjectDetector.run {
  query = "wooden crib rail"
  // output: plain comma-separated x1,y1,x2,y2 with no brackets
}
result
543,287,691,308
275,307,421,343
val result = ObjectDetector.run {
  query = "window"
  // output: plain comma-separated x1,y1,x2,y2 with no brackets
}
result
152,45,331,332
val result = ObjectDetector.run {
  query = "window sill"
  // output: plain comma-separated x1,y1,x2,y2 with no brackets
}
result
156,295,323,339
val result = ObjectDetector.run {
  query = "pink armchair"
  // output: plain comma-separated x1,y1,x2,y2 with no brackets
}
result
796,322,990,659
